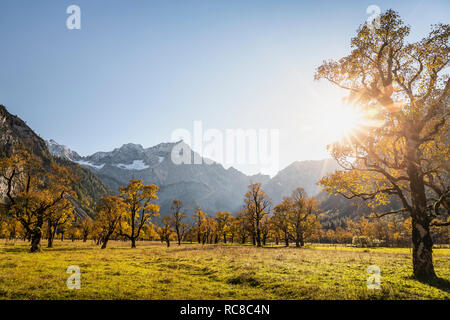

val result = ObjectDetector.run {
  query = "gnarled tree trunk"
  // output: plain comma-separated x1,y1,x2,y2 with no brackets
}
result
412,216,435,279
30,215,44,253
406,140,436,280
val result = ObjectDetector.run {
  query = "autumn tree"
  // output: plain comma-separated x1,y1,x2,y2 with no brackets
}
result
204,215,218,244
0,218,7,239
334,227,353,244
67,224,81,242
228,216,238,243
236,211,251,244
169,200,185,245
141,223,159,241
46,201,74,248
243,183,271,247
79,217,93,242
0,217,24,243
315,10,449,279
193,206,207,244
0,152,76,252
95,196,125,249
182,225,196,243
118,180,160,248
273,198,292,246
289,188,320,247
158,217,174,247
273,188,320,247
215,211,231,243
260,216,271,246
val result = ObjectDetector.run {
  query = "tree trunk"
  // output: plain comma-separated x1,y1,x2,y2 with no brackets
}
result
405,140,436,280
412,217,436,279
101,237,109,249
223,234,227,244
256,221,262,247
30,232,41,252
176,226,181,245
131,237,136,248
300,234,305,247
47,225,53,248
30,215,44,252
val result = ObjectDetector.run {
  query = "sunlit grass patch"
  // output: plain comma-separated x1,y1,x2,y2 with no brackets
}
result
0,240,448,300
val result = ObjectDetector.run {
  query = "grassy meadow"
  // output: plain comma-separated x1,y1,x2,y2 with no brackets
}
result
0,240,449,300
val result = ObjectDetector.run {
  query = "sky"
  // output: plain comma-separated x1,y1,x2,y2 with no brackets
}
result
1,0,449,176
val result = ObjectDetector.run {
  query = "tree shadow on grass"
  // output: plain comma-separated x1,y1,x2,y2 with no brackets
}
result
2,246,95,253
2,247,28,253
420,277,450,293
168,245,220,253
46,246,94,252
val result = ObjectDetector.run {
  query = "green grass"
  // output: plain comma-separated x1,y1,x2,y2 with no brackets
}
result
0,240,448,300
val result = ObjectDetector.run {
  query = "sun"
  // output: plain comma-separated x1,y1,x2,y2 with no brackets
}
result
321,104,364,143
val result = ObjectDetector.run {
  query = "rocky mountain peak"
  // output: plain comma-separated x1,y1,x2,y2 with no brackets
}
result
46,139,81,161
119,143,144,151
0,105,50,159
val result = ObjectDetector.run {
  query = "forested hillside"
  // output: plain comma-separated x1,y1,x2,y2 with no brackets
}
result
0,105,111,217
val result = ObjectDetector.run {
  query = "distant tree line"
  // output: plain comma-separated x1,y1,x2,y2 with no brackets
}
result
1,152,447,252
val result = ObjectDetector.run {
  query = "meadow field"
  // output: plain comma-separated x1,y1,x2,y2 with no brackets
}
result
0,241,449,300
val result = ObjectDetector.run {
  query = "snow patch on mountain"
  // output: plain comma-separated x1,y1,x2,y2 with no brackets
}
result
114,160,149,170
73,160,105,170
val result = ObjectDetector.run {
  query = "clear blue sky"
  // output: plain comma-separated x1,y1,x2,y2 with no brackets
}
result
1,0,448,175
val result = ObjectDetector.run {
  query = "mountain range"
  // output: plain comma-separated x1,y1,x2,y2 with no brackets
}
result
46,138,341,218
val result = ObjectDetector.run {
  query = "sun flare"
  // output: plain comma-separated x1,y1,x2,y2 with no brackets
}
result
321,104,364,143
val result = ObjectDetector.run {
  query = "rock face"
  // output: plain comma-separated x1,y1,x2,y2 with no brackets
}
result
0,105,110,218
48,137,340,218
